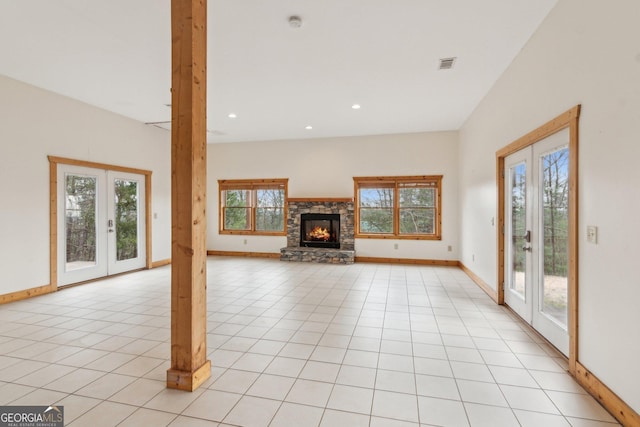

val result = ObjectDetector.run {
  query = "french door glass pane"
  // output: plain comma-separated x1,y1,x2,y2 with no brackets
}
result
65,174,97,271
510,163,526,297
541,147,569,328
114,179,139,261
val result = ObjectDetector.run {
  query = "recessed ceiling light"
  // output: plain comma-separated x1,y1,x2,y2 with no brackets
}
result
305,125,313,130
351,104,361,110
228,113,237,119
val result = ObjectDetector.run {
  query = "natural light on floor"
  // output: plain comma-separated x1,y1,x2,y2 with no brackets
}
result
0,257,618,426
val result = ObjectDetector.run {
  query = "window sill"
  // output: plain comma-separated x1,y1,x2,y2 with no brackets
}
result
355,233,441,241
219,230,287,237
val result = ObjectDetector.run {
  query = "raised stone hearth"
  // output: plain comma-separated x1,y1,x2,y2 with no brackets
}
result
280,198,355,264
280,247,355,264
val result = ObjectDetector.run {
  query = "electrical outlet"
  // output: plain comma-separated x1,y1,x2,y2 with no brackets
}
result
586,226,597,244
243,239,248,245
472,254,475,262
447,245,452,252
393,243,398,250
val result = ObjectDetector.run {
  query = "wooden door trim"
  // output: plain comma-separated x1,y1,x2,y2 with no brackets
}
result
496,105,580,373
48,156,153,290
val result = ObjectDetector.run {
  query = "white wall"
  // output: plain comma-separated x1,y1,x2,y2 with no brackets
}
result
207,131,459,261
0,75,171,296
459,0,640,412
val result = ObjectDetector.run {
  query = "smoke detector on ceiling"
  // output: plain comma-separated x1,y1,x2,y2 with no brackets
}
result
288,16,302,28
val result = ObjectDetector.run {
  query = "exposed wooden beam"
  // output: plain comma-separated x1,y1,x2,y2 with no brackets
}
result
166,0,210,392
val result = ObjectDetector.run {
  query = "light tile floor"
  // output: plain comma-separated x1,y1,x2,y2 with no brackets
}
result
0,257,621,426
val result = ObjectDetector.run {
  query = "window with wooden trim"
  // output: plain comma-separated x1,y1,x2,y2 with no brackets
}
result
354,175,442,240
218,179,288,235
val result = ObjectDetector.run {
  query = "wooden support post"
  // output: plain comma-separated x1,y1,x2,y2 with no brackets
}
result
166,0,210,391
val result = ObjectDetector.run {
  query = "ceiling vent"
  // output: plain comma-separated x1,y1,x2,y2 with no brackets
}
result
438,57,457,70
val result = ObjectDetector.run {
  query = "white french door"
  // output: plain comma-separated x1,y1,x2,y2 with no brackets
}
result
504,128,570,355
57,165,146,286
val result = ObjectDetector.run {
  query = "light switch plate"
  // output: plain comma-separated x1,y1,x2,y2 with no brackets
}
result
586,225,597,244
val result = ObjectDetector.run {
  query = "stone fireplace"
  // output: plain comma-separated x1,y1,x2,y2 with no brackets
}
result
280,198,355,264
300,213,340,248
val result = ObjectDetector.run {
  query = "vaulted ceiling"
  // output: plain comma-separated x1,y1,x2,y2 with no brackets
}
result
0,0,558,143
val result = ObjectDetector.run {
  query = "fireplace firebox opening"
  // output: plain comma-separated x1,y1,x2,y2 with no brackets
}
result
300,213,340,249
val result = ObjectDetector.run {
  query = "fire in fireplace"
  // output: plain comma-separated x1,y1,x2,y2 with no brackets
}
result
300,213,340,249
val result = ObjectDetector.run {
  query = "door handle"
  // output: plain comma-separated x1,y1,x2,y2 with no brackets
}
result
523,230,532,251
